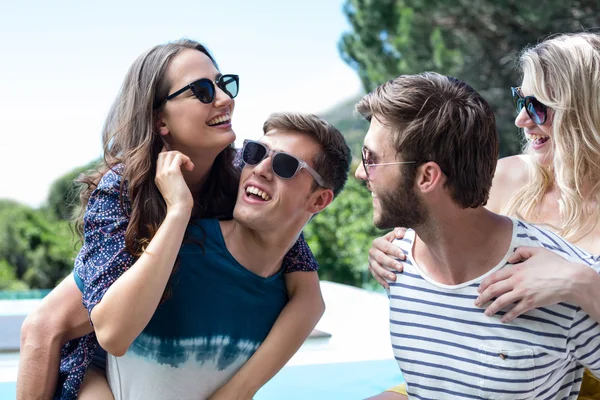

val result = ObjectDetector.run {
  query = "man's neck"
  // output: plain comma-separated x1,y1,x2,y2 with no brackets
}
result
219,220,298,278
413,208,514,285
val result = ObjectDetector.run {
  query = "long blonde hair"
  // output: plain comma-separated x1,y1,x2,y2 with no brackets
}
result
504,32,600,242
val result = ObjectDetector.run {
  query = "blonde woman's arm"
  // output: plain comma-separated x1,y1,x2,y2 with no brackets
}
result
477,247,600,323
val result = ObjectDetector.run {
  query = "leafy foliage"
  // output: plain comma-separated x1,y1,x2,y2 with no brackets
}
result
0,200,79,290
320,95,369,159
0,259,28,290
338,0,600,157
46,159,100,220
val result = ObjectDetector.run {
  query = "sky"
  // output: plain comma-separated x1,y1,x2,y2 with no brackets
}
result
0,0,363,207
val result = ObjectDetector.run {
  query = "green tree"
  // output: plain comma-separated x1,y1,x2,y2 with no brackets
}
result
0,259,29,290
305,167,385,289
320,95,369,158
0,200,78,289
339,0,600,157
46,159,100,220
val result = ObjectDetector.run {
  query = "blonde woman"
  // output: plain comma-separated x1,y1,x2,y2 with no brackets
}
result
368,32,600,399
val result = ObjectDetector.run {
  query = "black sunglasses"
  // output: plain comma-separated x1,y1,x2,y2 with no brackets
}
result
511,87,547,125
242,140,328,188
161,74,239,106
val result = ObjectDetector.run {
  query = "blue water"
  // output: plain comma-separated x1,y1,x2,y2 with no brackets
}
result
0,382,15,399
1,359,403,399
257,359,404,399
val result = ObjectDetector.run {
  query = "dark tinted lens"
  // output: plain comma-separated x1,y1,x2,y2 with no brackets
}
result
272,153,300,179
511,88,521,109
242,142,266,165
526,98,546,124
191,80,215,103
512,89,524,113
515,98,525,113
218,75,239,98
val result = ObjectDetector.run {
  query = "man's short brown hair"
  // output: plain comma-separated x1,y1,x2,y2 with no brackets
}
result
263,112,351,198
356,72,498,208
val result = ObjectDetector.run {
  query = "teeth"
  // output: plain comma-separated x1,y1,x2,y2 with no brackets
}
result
245,186,271,201
207,113,230,126
529,134,549,142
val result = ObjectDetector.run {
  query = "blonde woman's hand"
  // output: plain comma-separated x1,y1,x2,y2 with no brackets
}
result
476,246,579,322
155,147,194,216
369,228,407,290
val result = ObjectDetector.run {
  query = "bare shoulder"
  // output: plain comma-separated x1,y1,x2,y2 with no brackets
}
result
487,155,531,213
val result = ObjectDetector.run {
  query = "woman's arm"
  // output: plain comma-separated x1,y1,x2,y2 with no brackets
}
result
477,247,600,323
88,151,194,356
209,271,324,399
571,259,600,323
17,275,92,400
90,209,190,356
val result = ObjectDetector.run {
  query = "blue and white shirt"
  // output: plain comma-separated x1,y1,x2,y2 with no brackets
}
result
106,218,288,400
55,163,319,400
388,218,600,399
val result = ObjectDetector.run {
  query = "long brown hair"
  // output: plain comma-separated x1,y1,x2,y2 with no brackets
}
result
76,39,239,297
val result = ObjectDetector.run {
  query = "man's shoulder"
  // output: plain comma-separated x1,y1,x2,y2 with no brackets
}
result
391,229,416,252
512,219,596,265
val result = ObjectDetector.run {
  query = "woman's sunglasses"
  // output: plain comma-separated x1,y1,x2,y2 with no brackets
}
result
161,74,239,106
511,87,547,125
242,140,328,188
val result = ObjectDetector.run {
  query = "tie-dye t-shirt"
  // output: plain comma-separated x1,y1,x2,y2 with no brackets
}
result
55,161,319,400
105,218,288,400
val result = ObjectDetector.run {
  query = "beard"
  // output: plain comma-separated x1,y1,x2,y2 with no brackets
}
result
373,173,427,230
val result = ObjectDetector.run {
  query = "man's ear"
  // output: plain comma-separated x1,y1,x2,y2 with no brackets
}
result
415,162,444,194
307,188,334,214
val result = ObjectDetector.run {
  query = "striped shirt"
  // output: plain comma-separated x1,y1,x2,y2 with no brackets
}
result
388,218,600,400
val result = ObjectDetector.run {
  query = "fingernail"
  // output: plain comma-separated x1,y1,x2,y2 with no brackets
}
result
474,299,480,306
388,274,395,280
396,263,403,270
484,310,491,316
500,318,507,323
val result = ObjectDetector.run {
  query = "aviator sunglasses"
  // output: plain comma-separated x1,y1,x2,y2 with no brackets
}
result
511,87,547,125
242,140,328,188
158,74,239,106
361,146,416,181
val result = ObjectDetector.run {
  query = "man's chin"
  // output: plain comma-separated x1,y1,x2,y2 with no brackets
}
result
373,215,394,230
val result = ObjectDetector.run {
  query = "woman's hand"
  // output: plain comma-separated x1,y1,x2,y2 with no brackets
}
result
155,147,194,216
476,246,581,322
368,228,407,290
